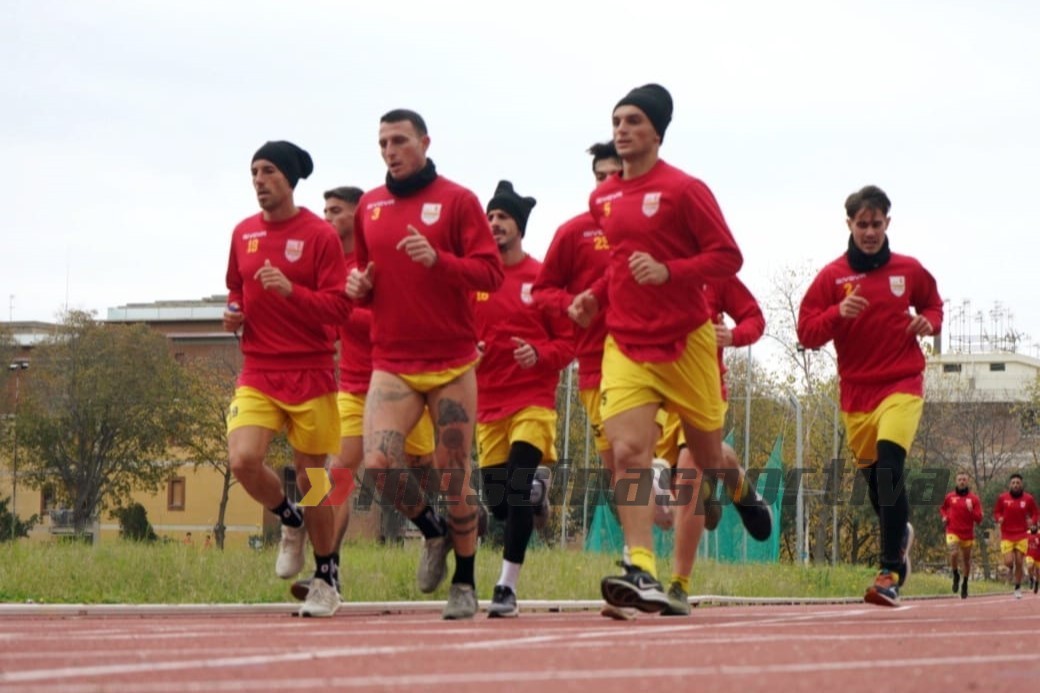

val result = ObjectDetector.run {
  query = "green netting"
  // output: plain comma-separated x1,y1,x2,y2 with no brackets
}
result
583,434,784,563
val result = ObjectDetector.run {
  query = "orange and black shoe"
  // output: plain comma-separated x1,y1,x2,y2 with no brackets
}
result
864,569,901,607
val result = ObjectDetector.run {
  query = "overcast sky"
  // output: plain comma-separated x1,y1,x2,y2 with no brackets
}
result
4,0,1038,356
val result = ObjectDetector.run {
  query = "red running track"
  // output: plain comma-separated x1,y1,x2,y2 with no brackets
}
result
1,595,1038,692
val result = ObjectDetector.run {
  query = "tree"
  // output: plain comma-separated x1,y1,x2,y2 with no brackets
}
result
15,311,191,535
0,496,37,541
113,501,158,542
179,350,241,550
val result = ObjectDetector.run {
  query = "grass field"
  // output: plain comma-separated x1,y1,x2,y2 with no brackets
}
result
0,539,1014,605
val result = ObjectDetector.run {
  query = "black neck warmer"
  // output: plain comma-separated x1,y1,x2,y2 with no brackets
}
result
386,159,438,197
846,235,891,272
955,487,969,496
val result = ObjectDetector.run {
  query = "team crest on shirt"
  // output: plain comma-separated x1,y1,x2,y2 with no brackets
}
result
285,239,304,262
520,282,534,306
421,203,442,225
642,192,662,217
889,276,906,297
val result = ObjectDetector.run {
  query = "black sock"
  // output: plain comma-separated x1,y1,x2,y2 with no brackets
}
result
452,553,475,586
271,497,303,528
874,441,909,573
503,442,543,565
411,505,447,539
314,553,337,587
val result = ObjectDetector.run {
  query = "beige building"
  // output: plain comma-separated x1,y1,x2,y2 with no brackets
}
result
2,299,384,546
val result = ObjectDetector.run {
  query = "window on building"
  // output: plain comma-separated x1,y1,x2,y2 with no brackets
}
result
39,484,58,515
942,364,962,373
989,362,1006,372
167,477,186,511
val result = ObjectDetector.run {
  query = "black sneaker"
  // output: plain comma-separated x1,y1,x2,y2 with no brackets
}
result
961,576,969,599
487,584,519,618
600,563,669,614
952,570,960,594
661,581,691,616
735,488,773,542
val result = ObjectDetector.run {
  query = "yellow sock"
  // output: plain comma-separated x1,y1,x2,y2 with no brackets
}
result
629,546,657,579
671,574,691,592
728,474,751,502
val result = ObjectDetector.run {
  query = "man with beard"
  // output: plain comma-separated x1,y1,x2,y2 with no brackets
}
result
993,473,1038,599
940,471,982,599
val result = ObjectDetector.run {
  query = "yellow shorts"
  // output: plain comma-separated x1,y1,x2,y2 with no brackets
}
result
579,388,611,454
600,322,725,431
227,386,339,456
337,392,435,457
1001,539,1029,555
1027,556,1037,569
945,533,974,549
396,359,478,394
843,393,923,467
654,410,686,467
476,406,558,469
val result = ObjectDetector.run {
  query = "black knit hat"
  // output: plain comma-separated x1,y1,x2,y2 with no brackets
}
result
486,180,537,237
251,140,314,189
614,83,673,142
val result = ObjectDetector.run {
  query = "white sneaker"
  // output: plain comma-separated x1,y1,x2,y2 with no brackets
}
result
1014,588,1023,600
651,459,674,530
275,524,307,579
299,577,340,618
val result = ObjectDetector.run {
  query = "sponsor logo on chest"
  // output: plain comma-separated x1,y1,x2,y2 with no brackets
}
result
889,275,906,297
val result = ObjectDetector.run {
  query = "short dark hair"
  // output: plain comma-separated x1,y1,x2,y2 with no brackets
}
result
845,185,891,218
587,141,620,171
380,109,428,137
324,186,364,204
1010,473,1024,482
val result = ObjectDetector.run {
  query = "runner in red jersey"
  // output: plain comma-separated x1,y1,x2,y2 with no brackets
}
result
475,181,573,618
224,140,351,618
533,142,621,481
940,470,982,599
993,473,1039,599
569,84,772,613
347,110,503,620
660,274,765,616
1027,527,1040,595
798,185,943,607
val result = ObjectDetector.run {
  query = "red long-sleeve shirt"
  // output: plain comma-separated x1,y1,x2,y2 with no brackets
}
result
589,160,742,362
354,176,504,373
1027,533,1040,559
337,253,373,394
532,211,610,390
994,491,1039,541
797,252,943,412
474,255,574,422
940,491,983,541
226,208,350,390
705,276,765,400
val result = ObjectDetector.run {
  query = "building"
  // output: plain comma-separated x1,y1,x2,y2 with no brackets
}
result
2,299,385,546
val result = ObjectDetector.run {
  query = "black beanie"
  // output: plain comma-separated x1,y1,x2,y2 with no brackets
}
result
251,140,314,189
486,180,537,237
614,83,673,142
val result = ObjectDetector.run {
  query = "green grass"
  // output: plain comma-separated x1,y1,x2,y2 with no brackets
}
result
0,539,1011,604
